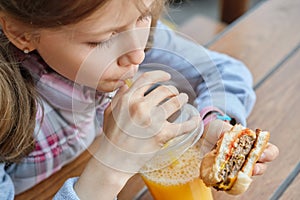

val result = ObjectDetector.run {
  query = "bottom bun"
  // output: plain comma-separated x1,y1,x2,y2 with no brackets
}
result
225,171,252,195
200,150,219,186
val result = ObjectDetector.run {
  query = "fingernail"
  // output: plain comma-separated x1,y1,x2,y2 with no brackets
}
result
260,152,266,160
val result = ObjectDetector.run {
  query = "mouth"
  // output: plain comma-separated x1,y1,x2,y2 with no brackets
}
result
110,66,138,85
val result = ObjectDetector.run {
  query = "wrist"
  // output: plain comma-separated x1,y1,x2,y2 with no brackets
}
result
75,158,133,200
75,136,134,200
200,107,233,126
204,111,231,123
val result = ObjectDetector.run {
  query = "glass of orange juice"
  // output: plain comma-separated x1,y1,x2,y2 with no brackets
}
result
139,104,213,200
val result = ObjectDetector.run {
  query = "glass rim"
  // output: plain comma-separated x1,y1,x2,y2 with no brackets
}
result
140,104,204,172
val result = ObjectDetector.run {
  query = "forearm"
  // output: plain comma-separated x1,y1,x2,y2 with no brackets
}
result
196,50,256,125
74,134,134,200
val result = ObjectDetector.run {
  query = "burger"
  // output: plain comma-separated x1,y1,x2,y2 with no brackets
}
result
200,124,270,195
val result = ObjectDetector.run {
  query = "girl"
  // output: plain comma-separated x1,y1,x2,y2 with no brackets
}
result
0,0,278,199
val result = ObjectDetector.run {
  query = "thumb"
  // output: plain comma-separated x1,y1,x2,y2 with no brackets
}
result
203,120,232,144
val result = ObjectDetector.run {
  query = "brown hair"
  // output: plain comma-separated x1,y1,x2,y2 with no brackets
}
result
0,0,167,162
0,0,167,28
0,37,37,163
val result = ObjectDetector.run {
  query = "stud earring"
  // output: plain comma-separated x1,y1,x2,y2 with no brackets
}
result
23,48,30,54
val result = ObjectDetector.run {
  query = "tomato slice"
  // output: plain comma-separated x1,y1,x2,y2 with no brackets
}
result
225,129,252,160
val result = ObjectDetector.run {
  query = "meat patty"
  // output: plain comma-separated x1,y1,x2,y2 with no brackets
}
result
216,134,256,189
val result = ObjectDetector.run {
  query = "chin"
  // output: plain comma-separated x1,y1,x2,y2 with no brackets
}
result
96,81,123,93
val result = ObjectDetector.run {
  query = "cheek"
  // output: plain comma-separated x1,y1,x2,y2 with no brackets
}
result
74,49,122,89
36,37,91,82
36,35,118,90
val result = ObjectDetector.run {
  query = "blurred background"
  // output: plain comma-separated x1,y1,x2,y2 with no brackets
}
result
163,0,263,45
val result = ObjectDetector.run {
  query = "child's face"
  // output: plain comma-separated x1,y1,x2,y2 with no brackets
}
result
33,0,154,92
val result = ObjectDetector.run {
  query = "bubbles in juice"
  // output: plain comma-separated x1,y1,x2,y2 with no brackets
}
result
142,144,201,185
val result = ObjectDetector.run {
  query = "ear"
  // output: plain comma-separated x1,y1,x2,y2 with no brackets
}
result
0,15,36,52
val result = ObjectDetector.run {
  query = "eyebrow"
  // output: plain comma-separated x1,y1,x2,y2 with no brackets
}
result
105,9,152,32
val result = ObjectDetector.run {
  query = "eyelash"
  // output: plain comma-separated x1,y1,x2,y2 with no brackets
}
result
87,37,114,48
87,14,151,49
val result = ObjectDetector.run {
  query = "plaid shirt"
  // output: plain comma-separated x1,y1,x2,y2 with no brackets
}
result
4,48,112,194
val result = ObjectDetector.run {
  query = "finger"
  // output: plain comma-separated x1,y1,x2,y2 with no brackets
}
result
258,143,279,162
131,71,171,97
158,93,188,119
110,84,127,109
159,115,201,144
252,163,268,176
144,85,179,106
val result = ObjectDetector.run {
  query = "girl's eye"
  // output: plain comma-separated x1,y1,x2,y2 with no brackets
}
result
87,39,112,48
87,33,117,48
87,14,151,49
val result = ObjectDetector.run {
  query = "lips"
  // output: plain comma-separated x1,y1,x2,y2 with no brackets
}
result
109,65,138,82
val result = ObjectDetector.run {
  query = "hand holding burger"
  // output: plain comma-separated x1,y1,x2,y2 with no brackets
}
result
200,121,278,195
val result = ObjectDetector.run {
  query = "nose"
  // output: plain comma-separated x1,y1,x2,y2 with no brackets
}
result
117,49,145,67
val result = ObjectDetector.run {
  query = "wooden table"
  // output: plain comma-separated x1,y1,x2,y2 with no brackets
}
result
16,0,300,199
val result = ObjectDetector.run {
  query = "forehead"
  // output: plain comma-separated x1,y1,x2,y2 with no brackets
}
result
72,0,155,32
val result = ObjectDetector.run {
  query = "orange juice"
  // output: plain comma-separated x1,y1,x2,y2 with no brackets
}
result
141,144,213,200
